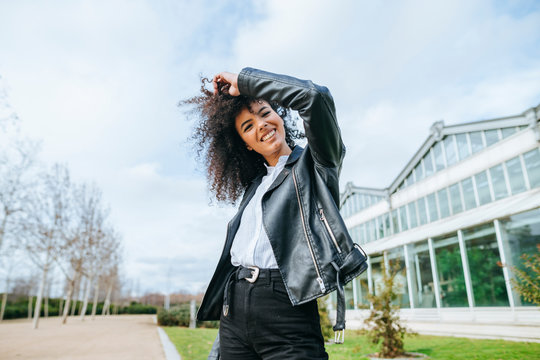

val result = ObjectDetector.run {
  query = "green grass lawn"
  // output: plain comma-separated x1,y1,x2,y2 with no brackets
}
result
162,327,540,360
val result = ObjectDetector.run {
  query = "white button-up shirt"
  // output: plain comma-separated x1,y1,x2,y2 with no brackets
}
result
230,155,289,269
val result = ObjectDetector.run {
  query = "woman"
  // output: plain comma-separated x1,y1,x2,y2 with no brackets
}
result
187,68,367,360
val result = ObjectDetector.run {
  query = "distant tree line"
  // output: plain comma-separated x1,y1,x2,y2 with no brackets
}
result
0,77,123,328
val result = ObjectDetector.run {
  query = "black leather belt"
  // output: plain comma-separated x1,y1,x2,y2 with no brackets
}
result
223,266,282,317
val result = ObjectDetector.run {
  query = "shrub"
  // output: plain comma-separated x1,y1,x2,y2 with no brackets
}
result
317,296,333,342
119,303,157,314
157,304,191,326
364,260,414,358
510,244,540,305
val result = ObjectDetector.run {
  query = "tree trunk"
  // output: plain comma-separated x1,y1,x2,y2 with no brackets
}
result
78,276,88,316
0,292,7,322
69,273,81,317
80,275,92,321
70,279,79,317
61,277,76,324
59,298,64,316
91,277,100,320
44,276,50,318
33,262,49,329
0,276,10,322
28,296,33,320
102,281,113,316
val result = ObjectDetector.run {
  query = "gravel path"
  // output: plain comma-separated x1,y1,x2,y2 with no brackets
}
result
0,315,166,360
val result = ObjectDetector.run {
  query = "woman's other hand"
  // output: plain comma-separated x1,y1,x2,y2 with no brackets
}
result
213,72,240,96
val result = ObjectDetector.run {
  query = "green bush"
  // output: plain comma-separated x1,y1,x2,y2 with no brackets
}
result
317,296,333,342
157,303,219,328
119,303,157,314
158,304,190,326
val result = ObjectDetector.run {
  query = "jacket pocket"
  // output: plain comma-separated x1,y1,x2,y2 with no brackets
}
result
318,207,342,254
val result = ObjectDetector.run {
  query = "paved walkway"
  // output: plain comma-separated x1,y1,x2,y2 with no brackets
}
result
0,315,168,360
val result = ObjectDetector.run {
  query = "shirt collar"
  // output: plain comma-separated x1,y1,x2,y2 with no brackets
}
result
264,154,290,172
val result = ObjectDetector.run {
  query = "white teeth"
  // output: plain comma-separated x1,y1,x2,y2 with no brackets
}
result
261,130,275,142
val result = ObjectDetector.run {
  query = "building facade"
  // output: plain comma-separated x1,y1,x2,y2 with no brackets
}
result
339,104,540,326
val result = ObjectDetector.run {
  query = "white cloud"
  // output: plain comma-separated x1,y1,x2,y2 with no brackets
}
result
1,0,539,294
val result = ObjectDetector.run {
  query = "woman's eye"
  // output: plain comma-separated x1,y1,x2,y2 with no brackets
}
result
263,112,271,117
244,124,252,132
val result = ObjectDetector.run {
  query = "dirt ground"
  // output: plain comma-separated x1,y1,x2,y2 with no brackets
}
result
0,314,166,360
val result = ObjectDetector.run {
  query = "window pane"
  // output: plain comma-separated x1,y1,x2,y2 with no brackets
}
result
383,212,391,237
351,225,360,244
424,151,434,177
499,208,540,306
469,131,484,154
408,202,418,228
489,164,508,200
399,205,409,231
501,127,516,138
390,209,399,234
433,141,445,171
461,177,477,210
406,241,436,308
360,223,367,245
463,223,509,306
370,219,377,241
449,183,463,214
444,135,457,166
377,215,385,238
484,129,500,146
405,172,413,187
506,157,527,194
387,247,410,308
415,161,424,182
437,188,451,218
426,193,439,222
524,148,540,188
370,255,384,296
433,233,468,307
417,198,428,225
456,133,470,161
475,171,492,205
354,271,370,307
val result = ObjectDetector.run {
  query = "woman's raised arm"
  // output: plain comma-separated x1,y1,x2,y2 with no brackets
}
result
236,67,344,169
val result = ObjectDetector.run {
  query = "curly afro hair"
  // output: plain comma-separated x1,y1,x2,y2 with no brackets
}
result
182,78,304,204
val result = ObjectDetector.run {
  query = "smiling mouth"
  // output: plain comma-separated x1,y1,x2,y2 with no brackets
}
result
261,129,276,142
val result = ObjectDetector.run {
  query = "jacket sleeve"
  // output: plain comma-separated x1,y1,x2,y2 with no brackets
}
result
237,67,345,169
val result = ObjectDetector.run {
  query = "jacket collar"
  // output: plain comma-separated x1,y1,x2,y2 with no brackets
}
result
285,145,303,166
249,145,304,185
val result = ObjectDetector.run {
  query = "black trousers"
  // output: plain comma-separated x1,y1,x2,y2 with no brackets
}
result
219,268,328,360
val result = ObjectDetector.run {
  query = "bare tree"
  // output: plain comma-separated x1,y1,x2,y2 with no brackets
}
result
56,183,113,324
84,227,120,320
21,164,71,329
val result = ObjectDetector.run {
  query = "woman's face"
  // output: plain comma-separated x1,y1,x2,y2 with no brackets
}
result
235,100,292,166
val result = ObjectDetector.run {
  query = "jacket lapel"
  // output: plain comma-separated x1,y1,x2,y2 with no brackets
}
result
265,145,303,193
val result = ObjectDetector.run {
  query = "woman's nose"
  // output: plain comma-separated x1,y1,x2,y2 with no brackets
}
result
256,118,268,130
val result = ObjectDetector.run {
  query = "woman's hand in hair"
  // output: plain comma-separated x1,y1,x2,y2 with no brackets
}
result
213,72,240,96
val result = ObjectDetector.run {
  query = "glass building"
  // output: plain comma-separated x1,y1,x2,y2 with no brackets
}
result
339,104,540,325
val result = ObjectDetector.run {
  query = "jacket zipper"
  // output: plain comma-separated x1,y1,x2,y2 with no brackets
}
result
292,169,326,293
319,208,342,254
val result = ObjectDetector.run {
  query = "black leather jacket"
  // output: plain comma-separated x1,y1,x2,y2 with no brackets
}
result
197,68,368,329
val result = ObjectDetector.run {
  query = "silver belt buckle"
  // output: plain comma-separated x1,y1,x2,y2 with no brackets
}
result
245,266,260,283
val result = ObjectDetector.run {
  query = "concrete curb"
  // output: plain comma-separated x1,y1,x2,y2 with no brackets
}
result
155,315,182,360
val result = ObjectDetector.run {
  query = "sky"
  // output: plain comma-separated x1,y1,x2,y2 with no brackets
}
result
1,0,540,295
